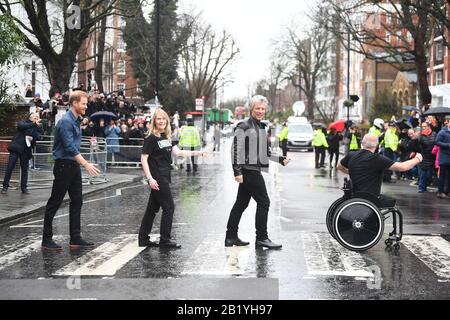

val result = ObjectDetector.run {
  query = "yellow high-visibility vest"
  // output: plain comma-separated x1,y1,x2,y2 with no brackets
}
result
279,126,288,141
349,134,360,150
179,125,201,147
312,129,329,148
384,128,399,152
369,126,381,137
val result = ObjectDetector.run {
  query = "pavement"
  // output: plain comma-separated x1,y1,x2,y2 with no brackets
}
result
1,137,450,300
0,170,142,225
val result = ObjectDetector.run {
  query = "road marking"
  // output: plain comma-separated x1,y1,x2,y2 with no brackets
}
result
9,225,43,228
402,235,450,279
10,213,69,229
301,232,374,278
182,233,251,276
87,224,126,227
53,234,152,276
0,235,63,272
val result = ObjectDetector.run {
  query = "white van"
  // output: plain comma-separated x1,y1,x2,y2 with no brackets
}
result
286,117,314,152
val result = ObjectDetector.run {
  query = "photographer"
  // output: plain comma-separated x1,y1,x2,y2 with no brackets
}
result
2,113,43,194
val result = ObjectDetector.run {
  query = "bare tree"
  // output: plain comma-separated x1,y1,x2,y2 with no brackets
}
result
323,0,436,106
0,0,141,95
179,14,239,106
281,10,334,122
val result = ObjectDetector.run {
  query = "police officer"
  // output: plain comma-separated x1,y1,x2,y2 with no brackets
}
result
225,95,290,250
312,125,329,168
278,122,289,157
139,109,207,248
179,117,201,172
369,118,384,137
348,125,361,151
382,121,399,183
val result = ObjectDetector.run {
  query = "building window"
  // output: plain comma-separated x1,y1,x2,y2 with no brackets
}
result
118,35,126,51
119,16,126,28
117,60,126,75
435,41,444,64
117,83,126,92
435,70,443,85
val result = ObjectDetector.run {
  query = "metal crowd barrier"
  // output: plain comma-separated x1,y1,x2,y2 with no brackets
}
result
0,137,108,190
105,138,144,168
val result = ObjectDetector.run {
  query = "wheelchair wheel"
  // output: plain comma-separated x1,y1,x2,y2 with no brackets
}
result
332,198,384,252
326,197,346,239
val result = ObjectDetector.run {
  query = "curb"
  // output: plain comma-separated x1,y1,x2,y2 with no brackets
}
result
0,176,142,225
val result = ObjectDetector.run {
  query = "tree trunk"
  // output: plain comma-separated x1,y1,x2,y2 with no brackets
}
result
415,48,432,106
46,54,77,97
95,17,107,93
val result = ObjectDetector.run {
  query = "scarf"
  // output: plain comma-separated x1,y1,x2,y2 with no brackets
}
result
422,128,432,136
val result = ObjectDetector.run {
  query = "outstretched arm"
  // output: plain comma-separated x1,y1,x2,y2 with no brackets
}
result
172,145,206,158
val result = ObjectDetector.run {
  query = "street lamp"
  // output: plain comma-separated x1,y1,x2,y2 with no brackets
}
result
155,0,160,105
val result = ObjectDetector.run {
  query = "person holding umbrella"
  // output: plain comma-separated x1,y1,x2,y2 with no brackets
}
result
327,127,343,169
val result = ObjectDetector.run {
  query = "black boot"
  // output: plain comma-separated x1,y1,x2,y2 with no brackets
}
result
225,237,250,247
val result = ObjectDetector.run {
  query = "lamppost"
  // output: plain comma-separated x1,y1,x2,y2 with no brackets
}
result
155,0,160,105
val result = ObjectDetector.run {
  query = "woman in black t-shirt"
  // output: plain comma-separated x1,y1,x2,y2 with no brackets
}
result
139,108,207,248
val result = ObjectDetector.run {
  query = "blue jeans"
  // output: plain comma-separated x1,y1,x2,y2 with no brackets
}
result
418,167,434,191
438,165,450,194
2,151,29,191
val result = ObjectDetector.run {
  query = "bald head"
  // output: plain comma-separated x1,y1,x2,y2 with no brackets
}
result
361,134,379,151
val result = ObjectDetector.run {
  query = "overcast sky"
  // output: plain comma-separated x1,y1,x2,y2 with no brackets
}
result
177,0,316,101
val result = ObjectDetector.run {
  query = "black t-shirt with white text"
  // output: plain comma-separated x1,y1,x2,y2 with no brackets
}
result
142,133,176,180
340,149,394,196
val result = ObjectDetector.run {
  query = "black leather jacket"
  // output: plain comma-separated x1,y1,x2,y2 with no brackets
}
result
232,117,286,176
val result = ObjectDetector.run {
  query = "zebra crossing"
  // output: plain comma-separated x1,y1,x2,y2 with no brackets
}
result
1,232,450,281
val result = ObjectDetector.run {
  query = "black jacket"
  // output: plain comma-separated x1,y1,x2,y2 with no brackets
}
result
7,120,42,159
327,133,343,151
418,132,436,169
232,117,286,176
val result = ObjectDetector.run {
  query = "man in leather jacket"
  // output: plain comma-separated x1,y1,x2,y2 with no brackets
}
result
225,95,290,249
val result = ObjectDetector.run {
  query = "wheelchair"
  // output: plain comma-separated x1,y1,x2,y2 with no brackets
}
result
326,178,403,252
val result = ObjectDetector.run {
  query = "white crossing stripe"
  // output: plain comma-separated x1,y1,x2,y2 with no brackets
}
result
0,235,62,271
182,233,251,276
301,232,374,278
402,235,450,279
53,234,150,276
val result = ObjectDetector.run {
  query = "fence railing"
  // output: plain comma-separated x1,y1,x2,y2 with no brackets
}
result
105,138,144,168
0,137,108,190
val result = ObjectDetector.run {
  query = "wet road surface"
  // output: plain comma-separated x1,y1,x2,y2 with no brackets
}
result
1,139,450,299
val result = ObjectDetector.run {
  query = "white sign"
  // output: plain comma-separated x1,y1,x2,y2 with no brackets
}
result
195,98,204,111
292,101,305,116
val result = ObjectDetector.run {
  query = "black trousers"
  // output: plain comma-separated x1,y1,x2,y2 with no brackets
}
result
182,146,198,171
139,176,175,242
328,149,339,167
42,160,83,242
2,151,29,191
314,146,326,168
281,140,288,157
226,170,270,241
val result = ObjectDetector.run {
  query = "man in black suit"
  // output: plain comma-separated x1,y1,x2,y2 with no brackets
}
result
1,113,43,194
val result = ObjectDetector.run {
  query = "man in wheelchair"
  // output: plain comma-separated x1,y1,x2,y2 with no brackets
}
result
337,134,423,205
329,134,423,251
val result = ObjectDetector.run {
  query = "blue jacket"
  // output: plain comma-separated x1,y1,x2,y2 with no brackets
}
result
435,127,450,166
53,111,82,161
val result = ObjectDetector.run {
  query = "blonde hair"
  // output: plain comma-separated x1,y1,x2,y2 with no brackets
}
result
146,108,172,139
